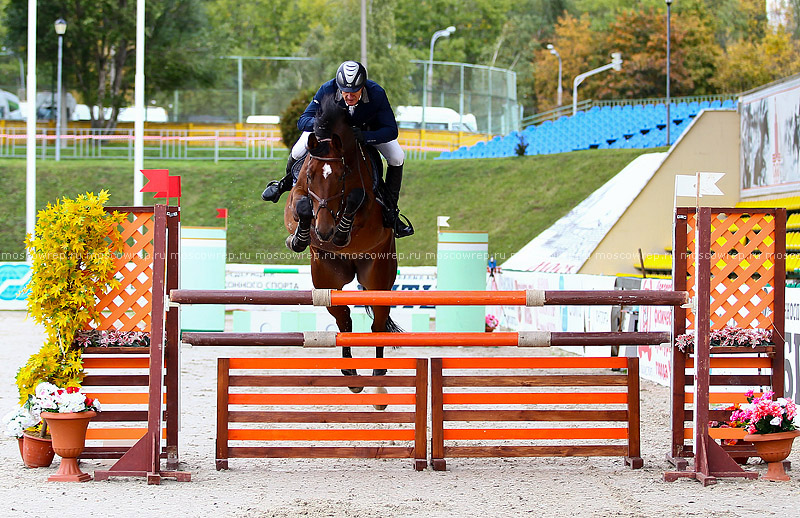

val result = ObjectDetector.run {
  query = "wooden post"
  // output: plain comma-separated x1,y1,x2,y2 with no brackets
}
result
216,358,230,471
430,358,445,471
624,357,642,468
165,206,180,470
414,358,428,471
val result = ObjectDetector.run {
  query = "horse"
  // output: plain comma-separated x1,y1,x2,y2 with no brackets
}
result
283,94,400,400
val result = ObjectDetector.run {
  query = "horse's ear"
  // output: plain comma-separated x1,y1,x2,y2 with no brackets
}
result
307,133,318,150
331,134,343,153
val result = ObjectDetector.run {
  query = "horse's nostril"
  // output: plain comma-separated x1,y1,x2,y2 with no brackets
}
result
316,227,333,242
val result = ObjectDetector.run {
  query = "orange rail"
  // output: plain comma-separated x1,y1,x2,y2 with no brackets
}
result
228,393,415,406
443,392,628,405
443,427,628,440
227,358,418,370
228,429,415,441
440,357,628,369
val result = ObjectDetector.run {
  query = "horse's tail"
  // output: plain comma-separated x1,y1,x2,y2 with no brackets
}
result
364,306,404,333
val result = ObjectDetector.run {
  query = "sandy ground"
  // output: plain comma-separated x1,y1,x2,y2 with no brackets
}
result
1,310,799,518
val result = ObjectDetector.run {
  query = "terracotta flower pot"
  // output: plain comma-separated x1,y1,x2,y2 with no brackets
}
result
744,430,800,481
21,433,55,468
41,411,96,482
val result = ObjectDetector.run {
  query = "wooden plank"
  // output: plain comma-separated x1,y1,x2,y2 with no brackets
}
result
626,357,641,461
217,358,230,464
82,357,150,369
229,411,416,423
414,358,428,465
684,428,748,440
773,208,787,399
84,392,167,405
442,392,628,405
81,375,150,386
229,375,416,387
684,392,764,404
685,357,772,369
228,446,414,459
86,428,147,440
165,210,181,468
442,409,629,422
440,357,628,370
442,427,628,441
444,445,627,457
83,347,151,354
694,206,712,479
228,393,415,406
431,358,444,463
227,429,415,441
92,410,149,422
443,375,628,387
683,374,773,386
228,357,417,370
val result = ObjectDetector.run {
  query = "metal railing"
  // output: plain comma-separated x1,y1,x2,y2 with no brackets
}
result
0,126,282,162
521,93,740,128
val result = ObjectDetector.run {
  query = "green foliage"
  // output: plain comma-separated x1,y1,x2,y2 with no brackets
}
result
17,190,125,403
713,29,800,92
279,88,315,147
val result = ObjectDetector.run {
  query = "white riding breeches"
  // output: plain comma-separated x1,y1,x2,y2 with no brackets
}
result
291,131,405,167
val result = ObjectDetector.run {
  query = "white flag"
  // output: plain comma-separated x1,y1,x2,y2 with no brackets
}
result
437,216,450,227
674,172,725,197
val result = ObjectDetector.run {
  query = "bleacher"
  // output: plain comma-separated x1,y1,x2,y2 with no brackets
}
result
437,100,737,160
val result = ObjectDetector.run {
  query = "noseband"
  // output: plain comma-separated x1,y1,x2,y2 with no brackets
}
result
305,139,366,223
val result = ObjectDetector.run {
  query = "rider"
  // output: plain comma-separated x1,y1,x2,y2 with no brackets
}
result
261,60,414,238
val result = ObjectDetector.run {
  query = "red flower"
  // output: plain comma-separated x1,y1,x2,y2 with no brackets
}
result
66,386,79,394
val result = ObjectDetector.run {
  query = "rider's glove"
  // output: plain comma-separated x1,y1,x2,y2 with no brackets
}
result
351,126,365,143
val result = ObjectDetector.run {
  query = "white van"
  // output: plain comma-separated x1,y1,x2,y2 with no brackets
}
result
395,105,478,133
0,89,23,120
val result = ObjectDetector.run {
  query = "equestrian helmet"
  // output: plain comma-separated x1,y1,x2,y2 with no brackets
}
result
335,61,367,92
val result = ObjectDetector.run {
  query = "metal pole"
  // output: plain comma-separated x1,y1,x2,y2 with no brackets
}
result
237,56,243,124
55,34,63,161
360,0,367,67
26,0,37,252
133,0,145,206
557,55,563,107
666,0,672,146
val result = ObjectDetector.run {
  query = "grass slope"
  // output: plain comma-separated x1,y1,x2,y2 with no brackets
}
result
0,149,651,266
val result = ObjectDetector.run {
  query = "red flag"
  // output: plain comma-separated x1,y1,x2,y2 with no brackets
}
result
140,169,169,194
216,208,228,219
154,176,181,199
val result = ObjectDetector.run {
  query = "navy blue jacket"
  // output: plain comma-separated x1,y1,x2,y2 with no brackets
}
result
297,79,399,145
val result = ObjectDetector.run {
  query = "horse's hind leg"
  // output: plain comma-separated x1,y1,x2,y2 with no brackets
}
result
326,305,363,393
371,305,390,410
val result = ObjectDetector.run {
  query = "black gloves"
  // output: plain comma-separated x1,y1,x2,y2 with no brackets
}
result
351,126,365,143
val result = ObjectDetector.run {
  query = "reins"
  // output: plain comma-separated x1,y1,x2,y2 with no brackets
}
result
305,138,368,225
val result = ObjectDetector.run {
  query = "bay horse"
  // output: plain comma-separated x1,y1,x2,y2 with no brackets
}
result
283,94,400,399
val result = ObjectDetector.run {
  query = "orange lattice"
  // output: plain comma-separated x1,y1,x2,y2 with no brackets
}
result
90,211,155,331
684,212,775,330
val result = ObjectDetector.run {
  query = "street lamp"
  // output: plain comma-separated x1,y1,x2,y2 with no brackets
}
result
572,52,623,115
547,44,563,107
665,0,672,146
54,18,67,161
422,25,456,130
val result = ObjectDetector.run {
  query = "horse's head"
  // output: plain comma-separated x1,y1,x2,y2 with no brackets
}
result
303,95,364,243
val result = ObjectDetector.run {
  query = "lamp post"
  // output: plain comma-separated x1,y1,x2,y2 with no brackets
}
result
54,18,67,161
547,44,563,107
572,52,623,115
665,0,672,146
422,25,456,130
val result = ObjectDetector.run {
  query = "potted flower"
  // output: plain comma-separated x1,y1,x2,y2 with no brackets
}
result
485,314,499,333
674,326,773,352
2,397,54,468
37,382,102,482
730,390,798,481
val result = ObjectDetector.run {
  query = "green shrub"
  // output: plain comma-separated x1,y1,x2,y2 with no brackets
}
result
279,88,316,148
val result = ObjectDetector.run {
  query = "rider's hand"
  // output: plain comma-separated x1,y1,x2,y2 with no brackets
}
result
351,126,365,143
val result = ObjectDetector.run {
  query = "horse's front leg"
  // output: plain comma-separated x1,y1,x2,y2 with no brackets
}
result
327,306,362,393
332,188,365,247
285,195,312,253
371,305,390,410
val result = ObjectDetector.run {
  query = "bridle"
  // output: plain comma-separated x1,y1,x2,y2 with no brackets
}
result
305,138,367,224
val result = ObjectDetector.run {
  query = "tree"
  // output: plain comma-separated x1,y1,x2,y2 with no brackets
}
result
713,29,800,92
3,0,218,128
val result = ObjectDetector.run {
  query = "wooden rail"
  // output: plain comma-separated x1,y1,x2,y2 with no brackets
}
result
429,356,642,470
216,357,428,471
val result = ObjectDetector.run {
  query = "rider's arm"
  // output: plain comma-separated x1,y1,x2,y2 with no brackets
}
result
297,84,329,132
362,89,399,145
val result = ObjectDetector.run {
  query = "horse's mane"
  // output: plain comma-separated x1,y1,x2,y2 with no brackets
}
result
310,94,349,157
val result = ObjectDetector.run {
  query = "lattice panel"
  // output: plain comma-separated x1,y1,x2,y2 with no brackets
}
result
90,211,155,331
684,212,775,330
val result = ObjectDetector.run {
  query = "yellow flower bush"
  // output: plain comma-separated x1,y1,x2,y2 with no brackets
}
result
16,190,125,404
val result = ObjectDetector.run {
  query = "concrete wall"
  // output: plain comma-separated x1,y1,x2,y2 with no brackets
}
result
580,110,741,276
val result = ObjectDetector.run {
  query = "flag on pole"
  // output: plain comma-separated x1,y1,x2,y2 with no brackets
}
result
216,208,228,219
437,216,450,227
154,176,181,199
140,169,169,195
674,172,725,197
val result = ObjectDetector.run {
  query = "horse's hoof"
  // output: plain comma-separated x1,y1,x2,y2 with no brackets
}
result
349,386,364,394
342,369,362,392
373,386,388,411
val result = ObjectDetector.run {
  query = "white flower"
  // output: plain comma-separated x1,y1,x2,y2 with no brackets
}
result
777,398,788,407
770,416,783,426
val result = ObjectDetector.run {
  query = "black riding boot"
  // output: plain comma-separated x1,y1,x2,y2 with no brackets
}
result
261,156,297,202
385,164,414,238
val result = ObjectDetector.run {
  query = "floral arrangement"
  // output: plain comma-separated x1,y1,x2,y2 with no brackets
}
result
2,398,41,439
34,382,102,414
730,390,797,435
73,330,150,348
675,326,772,352
485,314,499,331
